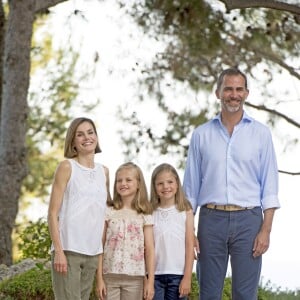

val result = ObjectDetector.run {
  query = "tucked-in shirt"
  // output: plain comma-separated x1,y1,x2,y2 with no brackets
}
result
183,111,280,212
153,206,186,275
103,207,153,276
53,159,107,255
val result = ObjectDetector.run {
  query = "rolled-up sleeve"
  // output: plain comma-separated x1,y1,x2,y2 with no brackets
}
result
260,129,280,210
183,130,202,213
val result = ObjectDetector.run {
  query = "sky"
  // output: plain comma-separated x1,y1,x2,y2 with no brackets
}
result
27,0,300,292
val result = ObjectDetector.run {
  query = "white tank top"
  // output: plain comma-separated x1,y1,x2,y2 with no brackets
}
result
55,159,107,255
153,205,186,275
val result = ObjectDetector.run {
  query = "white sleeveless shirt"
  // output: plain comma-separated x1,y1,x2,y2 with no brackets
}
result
53,159,107,255
153,205,187,275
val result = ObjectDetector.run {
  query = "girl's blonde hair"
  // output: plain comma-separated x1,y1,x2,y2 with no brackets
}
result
150,163,192,211
64,117,101,158
111,162,152,214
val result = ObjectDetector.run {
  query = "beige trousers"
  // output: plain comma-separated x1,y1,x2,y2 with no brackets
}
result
103,273,144,300
51,251,99,300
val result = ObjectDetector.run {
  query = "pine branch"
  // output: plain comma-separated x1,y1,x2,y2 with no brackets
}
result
35,0,67,13
245,102,300,128
279,170,300,175
220,0,300,15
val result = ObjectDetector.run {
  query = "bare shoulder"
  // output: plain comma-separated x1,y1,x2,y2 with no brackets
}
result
54,160,72,182
186,209,195,223
186,209,194,217
102,165,110,176
56,159,71,172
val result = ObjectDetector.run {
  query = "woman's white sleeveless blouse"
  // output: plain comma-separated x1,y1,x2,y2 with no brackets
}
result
53,159,107,255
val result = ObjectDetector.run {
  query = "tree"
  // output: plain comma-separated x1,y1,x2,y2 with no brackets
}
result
0,0,69,265
118,0,300,173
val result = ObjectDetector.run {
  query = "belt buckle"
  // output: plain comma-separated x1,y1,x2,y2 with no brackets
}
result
222,205,242,211
224,205,231,211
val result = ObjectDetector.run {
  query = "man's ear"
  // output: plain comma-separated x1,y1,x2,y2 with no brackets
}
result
215,89,220,99
245,89,249,99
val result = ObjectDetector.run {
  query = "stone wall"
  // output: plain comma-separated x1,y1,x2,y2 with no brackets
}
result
0,258,50,282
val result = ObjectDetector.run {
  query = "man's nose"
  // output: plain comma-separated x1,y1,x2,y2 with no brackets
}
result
230,90,239,98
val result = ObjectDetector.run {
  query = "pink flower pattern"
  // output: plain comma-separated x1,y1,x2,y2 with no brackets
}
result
103,207,153,276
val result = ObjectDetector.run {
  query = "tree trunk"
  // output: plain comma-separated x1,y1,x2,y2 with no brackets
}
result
0,0,68,266
0,2,4,118
0,0,35,265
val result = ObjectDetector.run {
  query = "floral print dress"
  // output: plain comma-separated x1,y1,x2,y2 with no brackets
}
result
103,207,153,276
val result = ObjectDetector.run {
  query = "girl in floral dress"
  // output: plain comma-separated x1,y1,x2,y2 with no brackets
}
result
96,162,155,300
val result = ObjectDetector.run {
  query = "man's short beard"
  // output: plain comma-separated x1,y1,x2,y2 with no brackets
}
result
221,100,242,113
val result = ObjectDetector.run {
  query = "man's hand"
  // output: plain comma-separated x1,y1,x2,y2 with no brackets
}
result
253,229,270,257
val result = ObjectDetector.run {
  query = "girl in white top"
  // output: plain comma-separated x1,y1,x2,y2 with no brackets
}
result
48,117,110,300
96,162,155,300
150,163,194,300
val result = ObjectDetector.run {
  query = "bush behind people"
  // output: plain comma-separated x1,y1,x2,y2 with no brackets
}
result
0,220,298,299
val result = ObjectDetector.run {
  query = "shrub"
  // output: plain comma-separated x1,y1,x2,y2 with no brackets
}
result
17,218,51,260
189,272,199,299
0,267,53,300
1,267,299,299
9,220,299,299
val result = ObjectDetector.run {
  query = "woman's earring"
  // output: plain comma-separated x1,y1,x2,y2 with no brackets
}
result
72,147,77,153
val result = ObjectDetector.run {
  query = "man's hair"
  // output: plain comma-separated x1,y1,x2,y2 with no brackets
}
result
216,68,248,91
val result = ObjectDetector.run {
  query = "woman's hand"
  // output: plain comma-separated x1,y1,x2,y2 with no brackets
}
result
53,250,67,274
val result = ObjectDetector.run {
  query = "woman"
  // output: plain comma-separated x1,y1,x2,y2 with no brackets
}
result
48,117,110,300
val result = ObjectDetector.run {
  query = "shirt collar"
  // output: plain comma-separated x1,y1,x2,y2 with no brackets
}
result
213,111,253,125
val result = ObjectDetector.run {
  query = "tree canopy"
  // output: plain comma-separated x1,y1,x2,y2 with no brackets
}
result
117,0,300,172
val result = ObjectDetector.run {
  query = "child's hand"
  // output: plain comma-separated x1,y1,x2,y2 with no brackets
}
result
96,277,106,300
143,277,154,300
179,277,191,298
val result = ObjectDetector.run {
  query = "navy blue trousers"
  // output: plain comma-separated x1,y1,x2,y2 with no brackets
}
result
154,274,187,300
198,206,263,300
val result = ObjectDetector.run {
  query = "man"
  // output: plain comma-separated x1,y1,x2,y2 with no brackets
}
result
183,68,280,300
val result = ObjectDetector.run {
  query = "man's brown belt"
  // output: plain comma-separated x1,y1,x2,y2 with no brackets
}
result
205,204,255,211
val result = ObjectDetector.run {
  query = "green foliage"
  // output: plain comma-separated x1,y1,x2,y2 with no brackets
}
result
222,277,232,299
23,13,99,201
25,43,83,199
189,271,199,299
17,219,51,260
192,276,300,299
0,268,53,300
0,268,299,300
125,0,299,89
0,267,100,300
14,220,300,299
258,280,300,300
117,0,300,166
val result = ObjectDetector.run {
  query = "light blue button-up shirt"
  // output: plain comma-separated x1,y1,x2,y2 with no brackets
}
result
183,111,280,212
